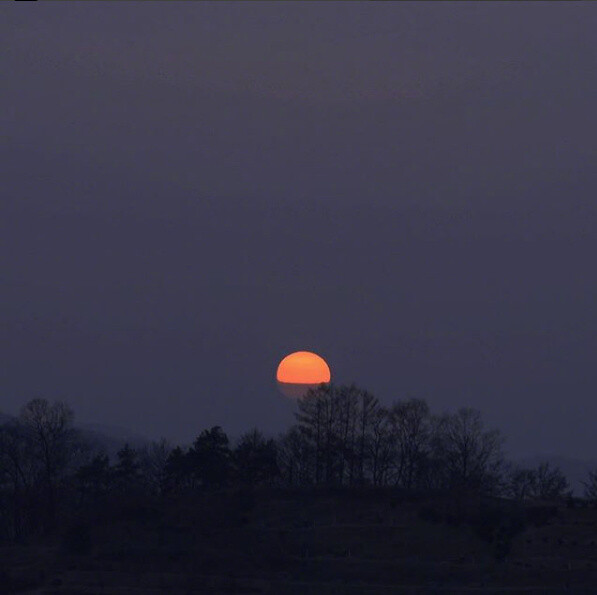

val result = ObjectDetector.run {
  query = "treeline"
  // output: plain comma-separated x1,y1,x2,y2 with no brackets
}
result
1,385,596,543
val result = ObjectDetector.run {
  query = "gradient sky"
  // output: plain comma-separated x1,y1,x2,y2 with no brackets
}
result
2,2,597,457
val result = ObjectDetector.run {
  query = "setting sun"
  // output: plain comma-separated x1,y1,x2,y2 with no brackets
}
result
276,351,331,398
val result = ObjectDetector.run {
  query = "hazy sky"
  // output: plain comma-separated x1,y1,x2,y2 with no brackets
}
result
2,2,597,457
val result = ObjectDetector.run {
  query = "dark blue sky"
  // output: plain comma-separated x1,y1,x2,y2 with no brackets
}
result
2,2,597,457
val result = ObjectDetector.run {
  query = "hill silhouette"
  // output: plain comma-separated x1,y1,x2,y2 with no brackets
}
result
1,387,597,593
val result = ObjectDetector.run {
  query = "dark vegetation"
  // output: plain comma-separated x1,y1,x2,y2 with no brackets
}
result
2,385,597,593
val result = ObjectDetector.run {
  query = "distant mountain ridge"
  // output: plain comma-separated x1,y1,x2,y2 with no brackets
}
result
0,413,149,460
77,422,150,460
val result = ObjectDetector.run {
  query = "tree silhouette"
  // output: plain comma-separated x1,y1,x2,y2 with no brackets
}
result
532,462,570,501
367,402,392,486
138,439,171,494
234,429,279,486
277,426,315,487
0,421,37,539
19,399,77,530
113,443,141,490
356,388,381,483
388,399,431,490
0,390,587,554
507,466,537,501
296,384,329,483
188,426,231,488
75,454,111,504
583,469,597,505
162,446,192,493
295,383,391,486
507,462,569,502
431,408,505,494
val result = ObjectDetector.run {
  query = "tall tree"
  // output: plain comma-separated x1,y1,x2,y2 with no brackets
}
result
295,384,387,486
388,399,430,489
367,405,392,486
188,426,231,488
0,421,38,539
296,385,329,483
162,446,193,493
113,443,141,489
19,399,77,528
277,427,315,487
356,389,380,483
334,384,359,485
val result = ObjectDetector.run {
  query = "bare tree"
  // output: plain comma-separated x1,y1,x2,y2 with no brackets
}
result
507,462,569,502
367,405,393,486
296,384,342,483
19,399,77,528
507,466,537,501
19,399,75,481
431,408,505,494
0,422,37,493
532,462,570,501
334,385,359,485
356,388,380,483
277,427,315,487
296,385,327,483
0,421,38,539
295,384,387,486
388,399,430,489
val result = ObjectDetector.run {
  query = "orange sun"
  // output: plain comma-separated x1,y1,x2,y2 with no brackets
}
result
276,351,331,398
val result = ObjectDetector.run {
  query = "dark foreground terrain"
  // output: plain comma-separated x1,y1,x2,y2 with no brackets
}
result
2,489,597,594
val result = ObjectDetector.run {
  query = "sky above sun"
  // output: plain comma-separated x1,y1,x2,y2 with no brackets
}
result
2,3,597,458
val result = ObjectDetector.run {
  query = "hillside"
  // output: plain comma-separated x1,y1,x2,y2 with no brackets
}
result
2,489,597,593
